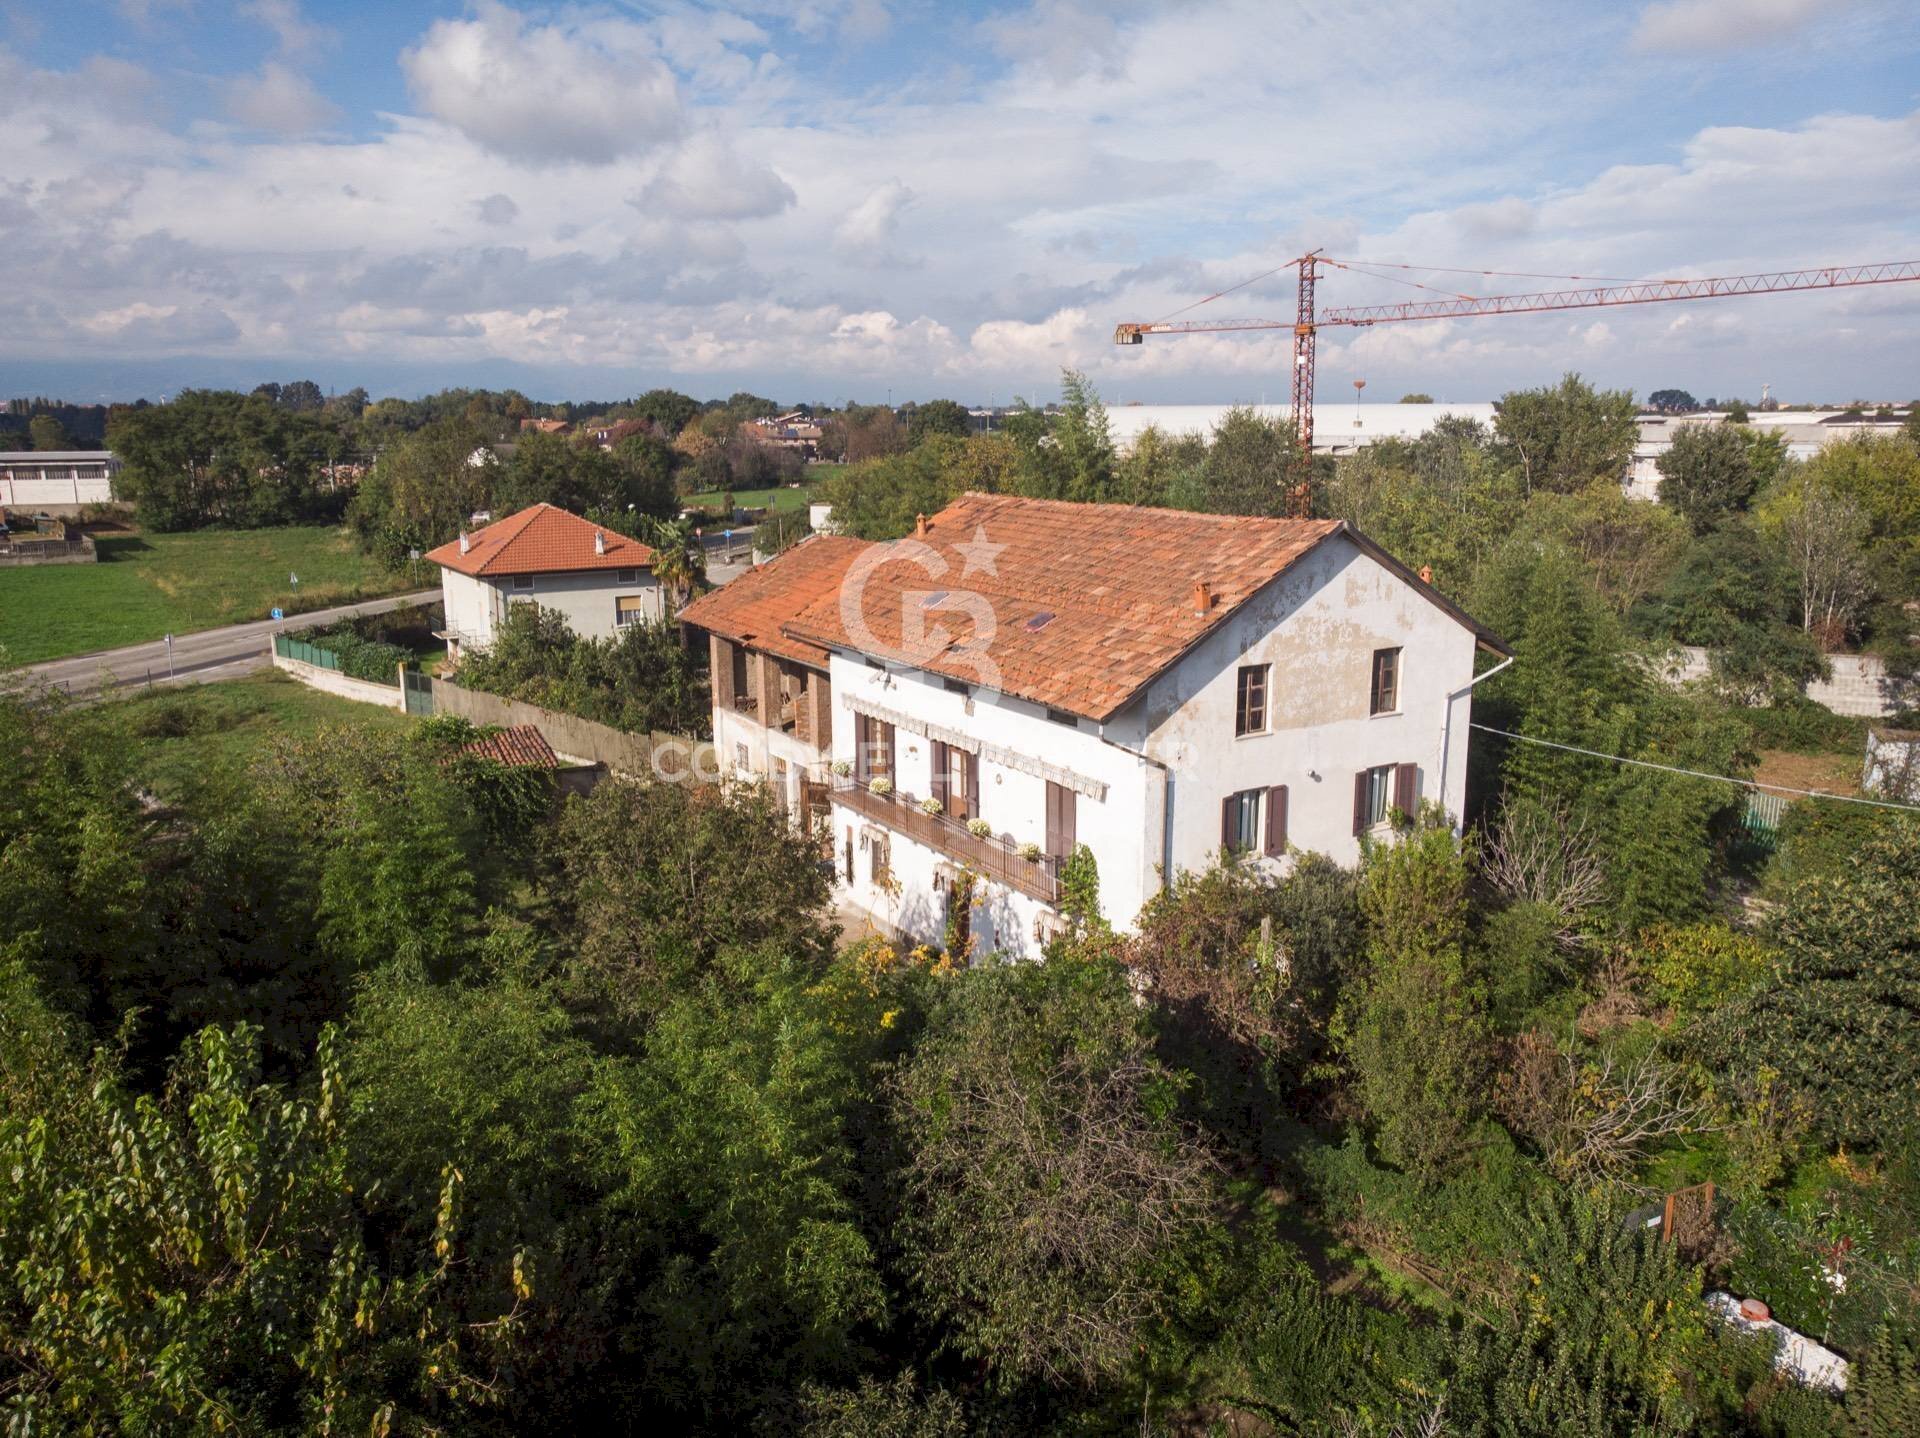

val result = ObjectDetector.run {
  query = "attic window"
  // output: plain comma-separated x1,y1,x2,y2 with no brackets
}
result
920,590,949,608
1046,708,1078,728
1024,611,1056,632
618,568,637,582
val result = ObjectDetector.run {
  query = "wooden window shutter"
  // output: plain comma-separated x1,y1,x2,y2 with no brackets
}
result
854,713,869,780
1352,770,1369,836
965,750,980,819
930,740,948,808
1221,794,1235,850
1265,784,1288,856
1394,762,1417,817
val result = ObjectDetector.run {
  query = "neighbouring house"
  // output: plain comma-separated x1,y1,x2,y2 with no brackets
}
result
425,502,662,661
519,417,571,435
459,723,559,769
679,534,870,832
728,492,1506,959
588,418,655,449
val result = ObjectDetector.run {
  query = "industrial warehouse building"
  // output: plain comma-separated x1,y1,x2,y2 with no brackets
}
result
0,451,120,513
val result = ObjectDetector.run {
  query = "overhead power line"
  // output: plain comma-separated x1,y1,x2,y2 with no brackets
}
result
1468,723,1920,815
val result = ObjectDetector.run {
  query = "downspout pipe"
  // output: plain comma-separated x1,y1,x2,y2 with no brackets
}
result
1437,651,1514,814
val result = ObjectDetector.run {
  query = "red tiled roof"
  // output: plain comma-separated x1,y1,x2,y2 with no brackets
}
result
459,724,558,769
678,534,873,670
425,503,655,578
779,493,1503,722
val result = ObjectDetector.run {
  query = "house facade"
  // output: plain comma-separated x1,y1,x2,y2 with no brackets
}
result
0,450,120,513
713,493,1507,960
679,535,869,829
424,502,663,660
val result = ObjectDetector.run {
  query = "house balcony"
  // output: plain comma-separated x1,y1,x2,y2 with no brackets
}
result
830,775,1061,905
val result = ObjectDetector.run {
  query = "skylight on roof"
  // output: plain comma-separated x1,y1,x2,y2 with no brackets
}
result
920,590,949,607
1023,611,1056,632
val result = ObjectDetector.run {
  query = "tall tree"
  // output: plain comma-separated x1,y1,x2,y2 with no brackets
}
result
1656,422,1759,533
1492,373,1638,496
28,413,72,450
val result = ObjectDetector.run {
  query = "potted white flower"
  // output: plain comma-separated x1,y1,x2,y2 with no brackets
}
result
966,818,993,838
919,796,943,816
1017,841,1043,863
869,777,893,797
830,759,852,777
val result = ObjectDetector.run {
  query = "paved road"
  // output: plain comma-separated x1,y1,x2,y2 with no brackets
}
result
18,590,440,700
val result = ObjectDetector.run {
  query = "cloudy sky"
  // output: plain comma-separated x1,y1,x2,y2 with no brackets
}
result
4,0,1918,405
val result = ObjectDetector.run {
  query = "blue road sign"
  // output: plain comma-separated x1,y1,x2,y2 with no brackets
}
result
271,607,284,620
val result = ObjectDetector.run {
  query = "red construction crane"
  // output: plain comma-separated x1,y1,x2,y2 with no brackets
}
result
1114,253,1920,515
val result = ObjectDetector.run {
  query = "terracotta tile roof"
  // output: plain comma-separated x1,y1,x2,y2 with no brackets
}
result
425,503,655,578
678,534,873,670
459,724,558,769
779,493,1503,722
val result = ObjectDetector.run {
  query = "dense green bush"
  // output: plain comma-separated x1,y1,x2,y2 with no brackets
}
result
455,603,709,737
1699,818,1920,1147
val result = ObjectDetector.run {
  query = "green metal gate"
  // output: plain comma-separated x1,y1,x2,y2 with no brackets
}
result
401,666,435,717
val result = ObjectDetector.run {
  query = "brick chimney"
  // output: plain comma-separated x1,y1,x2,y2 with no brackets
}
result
1191,579,1213,614
458,531,470,555
1419,564,1433,584
915,513,929,536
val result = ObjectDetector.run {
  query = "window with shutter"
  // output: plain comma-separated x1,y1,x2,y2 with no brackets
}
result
930,740,949,809
1393,762,1418,817
1235,664,1270,736
1354,765,1395,833
1370,647,1401,715
1221,789,1261,852
1265,784,1288,856
1046,781,1076,859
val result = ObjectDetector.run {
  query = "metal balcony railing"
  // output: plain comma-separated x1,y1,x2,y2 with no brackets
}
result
830,775,1061,904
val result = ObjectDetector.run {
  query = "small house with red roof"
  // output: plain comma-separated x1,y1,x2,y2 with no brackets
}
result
424,503,661,660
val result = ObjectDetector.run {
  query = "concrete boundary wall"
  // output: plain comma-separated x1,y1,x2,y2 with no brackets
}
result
426,677,715,780
1663,646,1916,719
270,649,406,710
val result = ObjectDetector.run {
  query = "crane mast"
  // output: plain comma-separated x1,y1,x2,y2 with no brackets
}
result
1115,255,1920,516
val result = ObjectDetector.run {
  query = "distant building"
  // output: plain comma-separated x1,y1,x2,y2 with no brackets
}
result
1104,402,1498,458
588,418,655,450
519,417,571,435
1628,410,1915,500
425,502,663,661
0,451,120,512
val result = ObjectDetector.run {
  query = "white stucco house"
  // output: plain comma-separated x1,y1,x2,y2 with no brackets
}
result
724,492,1509,960
425,502,664,660
678,534,870,831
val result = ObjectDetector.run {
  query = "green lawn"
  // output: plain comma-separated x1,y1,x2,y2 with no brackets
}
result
84,670,416,797
683,483,817,515
0,526,415,665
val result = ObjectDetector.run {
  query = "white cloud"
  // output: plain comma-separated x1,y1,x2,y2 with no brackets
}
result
833,179,916,265
638,132,795,222
239,0,332,58
400,2,680,165
225,61,338,133
1631,0,1837,52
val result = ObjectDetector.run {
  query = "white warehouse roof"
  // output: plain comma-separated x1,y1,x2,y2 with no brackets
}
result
1104,402,1498,455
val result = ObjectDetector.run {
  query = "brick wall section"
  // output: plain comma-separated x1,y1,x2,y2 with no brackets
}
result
755,649,782,728
711,634,736,709
803,668,832,748
1663,646,1916,718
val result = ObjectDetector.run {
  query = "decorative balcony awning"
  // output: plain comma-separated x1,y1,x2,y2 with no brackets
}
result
845,697,1107,802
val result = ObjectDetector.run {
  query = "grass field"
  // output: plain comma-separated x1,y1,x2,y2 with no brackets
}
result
0,526,413,665
85,670,416,796
683,463,846,517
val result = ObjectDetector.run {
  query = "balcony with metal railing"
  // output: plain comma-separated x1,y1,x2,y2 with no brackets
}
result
830,775,1061,904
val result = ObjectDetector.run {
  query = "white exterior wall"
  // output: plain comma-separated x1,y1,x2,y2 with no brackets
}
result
827,657,1165,960
438,566,664,653
715,701,826,810
0,455,118,508
440,568,501,652
1114,536,1479,871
